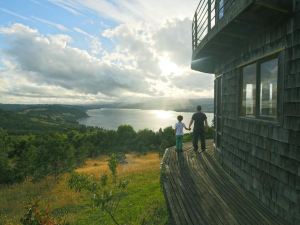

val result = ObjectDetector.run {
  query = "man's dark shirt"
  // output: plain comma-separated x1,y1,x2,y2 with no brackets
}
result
192,112,207,131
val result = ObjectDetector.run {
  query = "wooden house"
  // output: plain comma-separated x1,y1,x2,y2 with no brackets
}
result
191,0,299,224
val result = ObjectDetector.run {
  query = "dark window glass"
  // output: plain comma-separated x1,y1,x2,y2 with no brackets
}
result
219,0,224,19
260,58,278,118
241,64,256,116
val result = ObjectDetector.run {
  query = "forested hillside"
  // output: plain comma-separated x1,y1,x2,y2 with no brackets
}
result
0,105,178,185
0,105,87,133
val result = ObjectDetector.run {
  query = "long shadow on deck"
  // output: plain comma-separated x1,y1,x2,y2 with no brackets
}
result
161,144,290,225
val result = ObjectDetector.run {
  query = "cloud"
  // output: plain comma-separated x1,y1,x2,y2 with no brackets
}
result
0,24,151,98
0,8,29,21
0,17,213,104
74,27,102,55
47,0,82,16
154,18,193,66
30,0,42,5
31,16,69,32
44,0,198,24
102,22,160,75
105,18,213,92
0,67,115,104
74,27,94,39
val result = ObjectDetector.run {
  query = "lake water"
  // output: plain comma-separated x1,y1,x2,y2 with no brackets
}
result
78,108,214,131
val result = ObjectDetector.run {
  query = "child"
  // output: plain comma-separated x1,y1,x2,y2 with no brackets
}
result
175,115,190,152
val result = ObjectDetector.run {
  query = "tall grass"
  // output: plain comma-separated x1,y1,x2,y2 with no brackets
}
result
0,153,168,225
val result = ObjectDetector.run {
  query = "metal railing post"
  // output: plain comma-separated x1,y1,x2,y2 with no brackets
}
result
192,22,194,51
195,12,198,48
208,0,211,31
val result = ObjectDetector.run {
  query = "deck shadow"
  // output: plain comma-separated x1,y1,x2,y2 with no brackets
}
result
160,143,290,225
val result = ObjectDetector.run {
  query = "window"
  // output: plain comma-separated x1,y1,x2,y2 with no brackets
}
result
218,0,224,19
241,64,256,116
240,56,279,120
260,58,278,117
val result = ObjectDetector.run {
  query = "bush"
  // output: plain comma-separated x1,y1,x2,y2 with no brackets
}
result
20,201,69,225
68,155,129,225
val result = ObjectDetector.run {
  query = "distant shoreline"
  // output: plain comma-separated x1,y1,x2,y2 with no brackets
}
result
82,107,214,114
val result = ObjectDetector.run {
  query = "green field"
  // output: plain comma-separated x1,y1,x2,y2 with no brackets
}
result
0,153,168,225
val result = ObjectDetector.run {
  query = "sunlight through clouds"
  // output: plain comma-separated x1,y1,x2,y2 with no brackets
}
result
0,0,214,104
159,56,181,76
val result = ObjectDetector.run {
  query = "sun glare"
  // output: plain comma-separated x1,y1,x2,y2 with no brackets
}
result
153,110,172,119
159,57,179,75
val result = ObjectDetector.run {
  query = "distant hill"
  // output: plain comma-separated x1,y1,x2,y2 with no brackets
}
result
0,104,87,134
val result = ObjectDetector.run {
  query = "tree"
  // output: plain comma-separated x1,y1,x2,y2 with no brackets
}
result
116,125,136,150
135,129,159,151
33,133,75,180
159,126,175,150
0,129,13,183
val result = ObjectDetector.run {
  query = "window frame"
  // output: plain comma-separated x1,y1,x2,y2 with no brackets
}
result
239,53,282,122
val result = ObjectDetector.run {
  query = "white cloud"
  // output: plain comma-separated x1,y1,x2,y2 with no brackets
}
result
0,8,29,20
47,0,82,16
103,17,214,97
74,27,102,55
154,19,193,66
0,13,213,104
0,24,152,99
74,27,94,39
50,0,198,24
30,0,42,6
31,16,69,32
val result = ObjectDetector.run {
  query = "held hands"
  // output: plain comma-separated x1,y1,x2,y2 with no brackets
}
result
185,126,191,131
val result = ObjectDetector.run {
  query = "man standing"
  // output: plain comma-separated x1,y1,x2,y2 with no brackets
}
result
189,105,208,152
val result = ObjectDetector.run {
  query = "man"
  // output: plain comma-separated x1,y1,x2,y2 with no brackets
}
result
189,105,208,152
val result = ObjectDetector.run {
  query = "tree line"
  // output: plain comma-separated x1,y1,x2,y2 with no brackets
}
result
0,125,178,184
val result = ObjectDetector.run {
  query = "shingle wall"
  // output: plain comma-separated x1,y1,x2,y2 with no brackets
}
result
214,2,300,224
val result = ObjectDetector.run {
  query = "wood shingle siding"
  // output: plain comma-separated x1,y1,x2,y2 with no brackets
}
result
191,1,300,224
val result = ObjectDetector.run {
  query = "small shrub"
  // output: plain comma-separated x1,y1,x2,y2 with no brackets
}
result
68,170,128,225
20,201,69,225
108,153,119,183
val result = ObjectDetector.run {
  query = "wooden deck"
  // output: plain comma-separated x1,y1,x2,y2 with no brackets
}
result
160,141,289,225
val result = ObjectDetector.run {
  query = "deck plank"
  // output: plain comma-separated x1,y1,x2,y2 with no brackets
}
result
160,141,290,225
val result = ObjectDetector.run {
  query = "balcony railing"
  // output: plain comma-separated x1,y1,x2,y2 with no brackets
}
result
192,0,236,51
191,0,293,73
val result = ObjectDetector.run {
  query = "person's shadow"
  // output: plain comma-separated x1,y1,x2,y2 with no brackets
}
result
176,149,203,203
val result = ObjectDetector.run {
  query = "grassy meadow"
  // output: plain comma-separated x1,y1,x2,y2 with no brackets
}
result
0,152,168,225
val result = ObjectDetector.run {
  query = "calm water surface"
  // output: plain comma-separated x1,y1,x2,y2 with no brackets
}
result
78,108,213,131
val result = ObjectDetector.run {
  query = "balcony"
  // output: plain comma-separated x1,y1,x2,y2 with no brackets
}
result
191,0,293,73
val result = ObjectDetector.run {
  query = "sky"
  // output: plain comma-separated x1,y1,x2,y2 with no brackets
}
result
0,0,214,104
